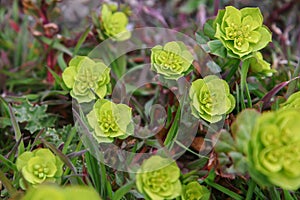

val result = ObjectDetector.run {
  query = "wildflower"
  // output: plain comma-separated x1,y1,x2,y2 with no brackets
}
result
101,4,131,41
136,155,182,199
16,148,63,189
151,41,194,80
181,181,210,200
86,99,133,143
189,75,235,123
214,6,272,58
62,56,111,103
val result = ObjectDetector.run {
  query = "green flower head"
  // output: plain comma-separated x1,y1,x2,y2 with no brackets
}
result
21,184,102,200
101,4,131,41
214,6,272,58
151,41,194,80
62,56,111,103
181,181,210,200
87,99,133,143
136,155,182,200
249,52,275,76
189,75,235,123
248,109,300,190
281,91,300,110
16,148,63,189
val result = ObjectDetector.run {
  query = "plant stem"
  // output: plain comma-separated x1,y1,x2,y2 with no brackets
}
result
240,60,252,109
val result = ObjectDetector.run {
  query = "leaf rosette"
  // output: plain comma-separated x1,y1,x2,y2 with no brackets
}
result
87,99,133,143
214,6,272,58
16,148,63,189
151,41,194,80
101,4,131,41
62,56,111,103
136,156,182,200
189,75,235,123
21,184,102,200
181,181,210,200
247,109,300,190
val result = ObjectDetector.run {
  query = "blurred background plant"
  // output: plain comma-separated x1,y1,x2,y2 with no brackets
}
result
0,0,299,199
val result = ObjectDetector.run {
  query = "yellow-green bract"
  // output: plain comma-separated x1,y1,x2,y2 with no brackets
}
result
248,109,300,190
21,184,102,200
151,41,194,80
281,91,300,110
189,75,235,123
214,6,272,58
101,4,131,41
16,148,63,189
249,52,276,76
181,181,210,200
62,56,111,103
87,99,133,143
136,155,182,200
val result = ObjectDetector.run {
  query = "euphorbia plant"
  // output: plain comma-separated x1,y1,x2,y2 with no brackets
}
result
16,148,63,189
231,108,300,190
86,99,133,143
214,6,272,58
62,56,111,103
197,6,274,110
189,75,235,123
136,155,182,200
181,181,210,200
100,4,131,41
151,41,194,80
21,184,102,200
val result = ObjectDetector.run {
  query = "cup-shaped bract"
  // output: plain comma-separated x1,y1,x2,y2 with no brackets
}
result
87,99,133,143
281,91,300,110
16,148,63,189
21,184,102,200
136,155,182,200
151,41,194,80
189,75,235,123
101,4,131,41
62,56,111,103
249,52,275,76
248,109,300,190
181,181,210,200
214,6,272,58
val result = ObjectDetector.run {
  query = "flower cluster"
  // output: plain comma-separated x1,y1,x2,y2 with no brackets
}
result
151,41,194,80
87,99,133,143
16,148,63,189
101,4,131,41
189,75,235,123
214,6,272,58
136,156,182,199
21,184,102,200
246,109,300,190
136,156,210,200
62,56,111,103
181,181,210,200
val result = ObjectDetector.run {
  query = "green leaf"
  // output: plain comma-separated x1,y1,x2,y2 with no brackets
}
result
40,36,72,56
73,26,91,56
231,109,260,154
214,130,235,153
203,19,216,39
112,181,135,200
13,100,57,134
207,40,227,58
